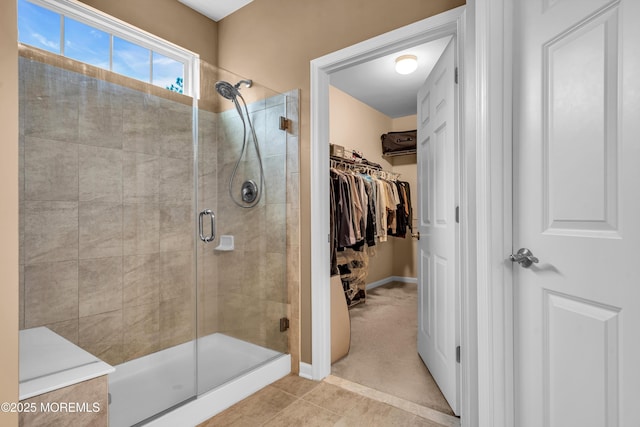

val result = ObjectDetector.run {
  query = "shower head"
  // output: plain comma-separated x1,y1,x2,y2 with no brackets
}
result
215,81,239,100
215,79,253,100
234,79,252,89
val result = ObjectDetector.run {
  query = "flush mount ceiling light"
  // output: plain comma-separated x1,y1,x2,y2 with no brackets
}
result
395,54,418,75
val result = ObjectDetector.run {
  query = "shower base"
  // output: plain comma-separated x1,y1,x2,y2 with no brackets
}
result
109,333,290,427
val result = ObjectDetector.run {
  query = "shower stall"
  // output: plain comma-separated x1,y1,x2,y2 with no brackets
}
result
18,43,297,426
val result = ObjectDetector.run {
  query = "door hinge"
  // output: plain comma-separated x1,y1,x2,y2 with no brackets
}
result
280,317,290,332
456,345,461,363
454,67,458,84
455,206,459,223
279,116,291,131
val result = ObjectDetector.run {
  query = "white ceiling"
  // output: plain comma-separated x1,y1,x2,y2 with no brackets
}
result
331,36,452,118
178,0,254,21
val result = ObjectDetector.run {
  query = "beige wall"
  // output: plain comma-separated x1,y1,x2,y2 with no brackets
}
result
216,0,465,363
79,0,218,65
0,0,19,424
391,115,418,278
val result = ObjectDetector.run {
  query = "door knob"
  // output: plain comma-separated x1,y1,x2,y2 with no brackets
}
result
509,248,539,268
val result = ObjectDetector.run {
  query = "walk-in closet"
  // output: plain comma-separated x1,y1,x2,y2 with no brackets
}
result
326,33,458,420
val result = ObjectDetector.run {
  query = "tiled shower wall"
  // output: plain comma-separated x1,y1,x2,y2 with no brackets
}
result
18,55,197,366
18,49,301,370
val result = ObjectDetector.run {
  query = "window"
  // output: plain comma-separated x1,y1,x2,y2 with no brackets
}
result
64,17,109,69
113,36,150,82
153,52,185,94
18,0,60,54
17,0,197,96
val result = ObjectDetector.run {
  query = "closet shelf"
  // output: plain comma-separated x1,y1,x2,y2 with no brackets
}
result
382,149,416,158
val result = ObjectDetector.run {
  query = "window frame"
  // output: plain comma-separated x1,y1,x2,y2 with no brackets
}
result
22,0,200,97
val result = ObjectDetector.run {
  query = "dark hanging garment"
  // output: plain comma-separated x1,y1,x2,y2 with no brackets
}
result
338,173,356,248
393,181,408,238
398,181,413,233
363,178,377,247
330,171,339,275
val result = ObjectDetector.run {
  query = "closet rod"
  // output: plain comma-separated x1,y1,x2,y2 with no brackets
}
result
330,155,400,180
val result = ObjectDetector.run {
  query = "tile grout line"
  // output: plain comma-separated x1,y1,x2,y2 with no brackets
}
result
324,375,461,427
262,384,352,425
258,385,309,427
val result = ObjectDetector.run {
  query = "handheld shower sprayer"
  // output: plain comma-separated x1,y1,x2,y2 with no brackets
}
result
214,78,264,209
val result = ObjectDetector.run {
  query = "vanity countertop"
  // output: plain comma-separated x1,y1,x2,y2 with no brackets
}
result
19,327,115,400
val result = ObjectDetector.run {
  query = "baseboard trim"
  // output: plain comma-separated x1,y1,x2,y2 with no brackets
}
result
298,362,313,380
366,276,417,290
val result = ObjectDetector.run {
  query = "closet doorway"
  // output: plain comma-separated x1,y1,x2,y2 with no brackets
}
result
310,6,471,425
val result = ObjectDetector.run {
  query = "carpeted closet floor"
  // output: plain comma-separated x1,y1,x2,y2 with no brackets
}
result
331,281,455,416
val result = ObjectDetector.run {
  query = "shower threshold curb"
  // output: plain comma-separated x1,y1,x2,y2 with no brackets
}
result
145,354,291,427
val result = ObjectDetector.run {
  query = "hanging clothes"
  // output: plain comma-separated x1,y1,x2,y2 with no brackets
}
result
329,159,414,308
329,162,413,260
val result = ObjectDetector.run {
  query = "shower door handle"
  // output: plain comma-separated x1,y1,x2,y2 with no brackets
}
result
199,209,216,243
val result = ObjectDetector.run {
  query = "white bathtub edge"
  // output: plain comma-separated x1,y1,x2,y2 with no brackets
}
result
145,354,291,427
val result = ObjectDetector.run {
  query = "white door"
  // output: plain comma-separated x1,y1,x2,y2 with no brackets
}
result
417,37,459,415
514,0,640,425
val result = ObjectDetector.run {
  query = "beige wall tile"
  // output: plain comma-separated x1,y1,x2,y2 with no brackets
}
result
158,99,193,160
24,201,78,264
79,202,123,259
264,301,288,353
45,318,79,345
159,203,193,252
263,155,286,204
265,203,286,251
263,252,286,303
79,257,123,317
198,111,217,177
79,144,123,203
23,69,80,142
160,297,195,349
24,136,78,201
123,302,160,361
123,152,159,204
78,79,124,149
122,90,160,155
79,310,124,366
264,105,286,158
160,157,194,203
123,254,159,308
123,203,160,255
159,251,194,301
24,260,78,327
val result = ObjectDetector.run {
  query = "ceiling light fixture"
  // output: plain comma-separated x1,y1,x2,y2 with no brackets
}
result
395,54,418,75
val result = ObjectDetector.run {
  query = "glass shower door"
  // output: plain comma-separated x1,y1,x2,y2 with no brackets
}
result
196,64,289,395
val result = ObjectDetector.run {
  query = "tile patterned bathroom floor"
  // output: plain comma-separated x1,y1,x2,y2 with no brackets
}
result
198,374,460,427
